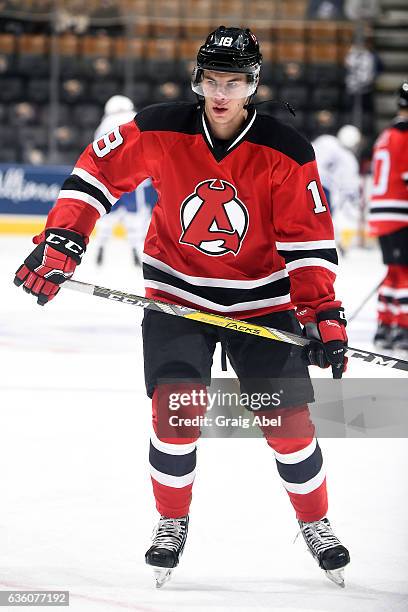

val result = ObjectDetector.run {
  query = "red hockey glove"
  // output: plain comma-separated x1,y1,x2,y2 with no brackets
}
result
14,228,86,305
297,303,348,379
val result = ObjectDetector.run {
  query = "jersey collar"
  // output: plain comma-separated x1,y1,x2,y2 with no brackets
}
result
392,116,408,130
201,107,257,162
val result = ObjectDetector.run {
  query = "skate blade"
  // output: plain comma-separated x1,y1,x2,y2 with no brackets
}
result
325,567,345,588
153,567,173,588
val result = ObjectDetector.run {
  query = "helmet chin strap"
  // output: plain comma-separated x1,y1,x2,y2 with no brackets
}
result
244,87,258,109
243,75,259,109
195,93,204,109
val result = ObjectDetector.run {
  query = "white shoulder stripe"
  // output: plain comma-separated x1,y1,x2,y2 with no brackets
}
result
144,280,291,312
276,240,336,251
58,190,106,217
285,258,338,274
143,253,288,288
72,168,118,206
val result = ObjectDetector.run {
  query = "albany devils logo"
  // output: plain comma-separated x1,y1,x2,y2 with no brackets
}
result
179,179,249,256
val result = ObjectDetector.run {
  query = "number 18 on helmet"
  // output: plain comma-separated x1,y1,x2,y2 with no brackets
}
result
191,26,263,100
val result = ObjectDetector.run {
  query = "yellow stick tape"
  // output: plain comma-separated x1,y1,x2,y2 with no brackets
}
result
185,312,283,341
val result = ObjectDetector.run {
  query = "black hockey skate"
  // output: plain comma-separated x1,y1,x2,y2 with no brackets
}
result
145,515,189,588
392,326,408,353
373,322,393,350
298,517,350,588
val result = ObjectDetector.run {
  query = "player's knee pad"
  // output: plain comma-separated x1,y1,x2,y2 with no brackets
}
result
151,382,207,444
258,404,315,453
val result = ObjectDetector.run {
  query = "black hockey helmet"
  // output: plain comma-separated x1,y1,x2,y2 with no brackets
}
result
192,26,262,99
398,81,408,108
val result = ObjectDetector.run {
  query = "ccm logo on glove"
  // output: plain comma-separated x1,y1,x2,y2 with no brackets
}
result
13,228,86,305
46,232,85,260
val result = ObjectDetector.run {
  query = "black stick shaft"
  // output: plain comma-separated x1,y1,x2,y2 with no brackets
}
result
64,279,408,373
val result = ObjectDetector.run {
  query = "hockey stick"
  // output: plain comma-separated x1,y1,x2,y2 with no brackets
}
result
64,279,408,373
348,277,384,323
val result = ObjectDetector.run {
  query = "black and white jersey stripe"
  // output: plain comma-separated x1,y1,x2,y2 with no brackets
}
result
275,240,338,274
143,254,291,313
369,199,408,223
57,167,118,217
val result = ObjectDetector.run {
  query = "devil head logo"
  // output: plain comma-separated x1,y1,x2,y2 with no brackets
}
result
179,179,249,256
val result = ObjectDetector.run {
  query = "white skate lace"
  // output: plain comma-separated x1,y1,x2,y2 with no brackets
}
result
296,519,340,556
151,517,187,552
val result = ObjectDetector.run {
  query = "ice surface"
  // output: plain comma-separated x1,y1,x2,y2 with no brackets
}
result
0,236,407,611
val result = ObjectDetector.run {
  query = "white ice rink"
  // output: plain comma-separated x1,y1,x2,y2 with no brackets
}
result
0,236,407,611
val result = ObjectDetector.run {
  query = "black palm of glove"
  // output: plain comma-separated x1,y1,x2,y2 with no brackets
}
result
300,304,348,379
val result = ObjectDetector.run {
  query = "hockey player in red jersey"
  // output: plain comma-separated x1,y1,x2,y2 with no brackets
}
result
14,27,349,587
369,82,408,351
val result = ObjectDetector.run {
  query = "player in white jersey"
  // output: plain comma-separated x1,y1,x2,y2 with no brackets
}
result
312,126,361,253
93,95,153,266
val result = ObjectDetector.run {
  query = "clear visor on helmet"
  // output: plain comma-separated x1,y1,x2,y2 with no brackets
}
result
191,69,259,99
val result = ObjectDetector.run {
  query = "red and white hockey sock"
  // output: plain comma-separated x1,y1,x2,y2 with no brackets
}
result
378,265,397,326
393,265,408,329
260,406,328,522
149,383,206,518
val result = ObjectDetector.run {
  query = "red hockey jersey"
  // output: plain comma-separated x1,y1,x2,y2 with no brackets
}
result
46,102,338,319
369,118,408,237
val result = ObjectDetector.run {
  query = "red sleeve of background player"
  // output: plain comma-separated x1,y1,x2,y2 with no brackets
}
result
272,159,339,313
45,120,154,239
